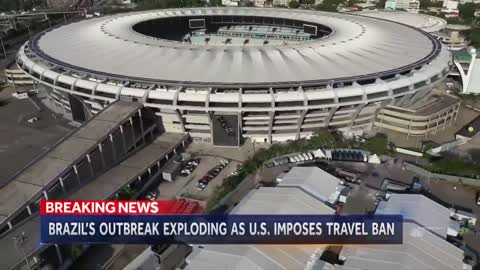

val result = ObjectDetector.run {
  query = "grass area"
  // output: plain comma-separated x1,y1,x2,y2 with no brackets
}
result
425,155,480,179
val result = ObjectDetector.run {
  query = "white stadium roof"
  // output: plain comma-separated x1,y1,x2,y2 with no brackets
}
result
357,10,447,33
31,7,440,86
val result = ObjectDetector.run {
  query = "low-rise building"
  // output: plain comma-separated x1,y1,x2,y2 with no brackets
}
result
375,91,461,138
184,187,335,270
337,222,466,270
376,194,460,238
334,193,467,270
277,166,345,205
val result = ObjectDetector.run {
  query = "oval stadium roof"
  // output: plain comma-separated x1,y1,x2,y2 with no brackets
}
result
32,7,440,85
356,10,447,33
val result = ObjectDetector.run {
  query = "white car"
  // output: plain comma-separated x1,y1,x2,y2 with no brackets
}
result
307,152,314,160
293,156,301,162
220,159,229,166
298,155,305,162
181,169,192,174
302,153,310,161
27,117,39,123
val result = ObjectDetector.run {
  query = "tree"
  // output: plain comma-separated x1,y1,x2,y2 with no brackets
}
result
361,133,390,155
466,28,480,47
314,0,342,11
459,2,476,20
0,0,19,11
303,0,315,5
288,0,300,8
307,128,338,149
376,0,386,8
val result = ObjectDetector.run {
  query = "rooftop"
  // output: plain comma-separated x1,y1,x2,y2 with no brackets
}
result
357,10,447,33
68,133,184,200
185,187,334,270
30,7,440,85
0,101,142,224
277,166,344,204
338,222,465,270
376,194,453,238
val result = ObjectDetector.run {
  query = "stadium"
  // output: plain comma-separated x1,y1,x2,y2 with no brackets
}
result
17,7,453,146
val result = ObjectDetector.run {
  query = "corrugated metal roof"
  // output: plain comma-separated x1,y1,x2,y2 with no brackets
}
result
34,7,437,85
376,194,451,238
277,166,343,204
339,222,465,270
185,187,334,270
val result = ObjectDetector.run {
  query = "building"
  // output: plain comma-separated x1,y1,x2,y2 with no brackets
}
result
222,0,240,6
253,0,266,7
184,186,335,270
277,166,345,205
374,91,460,137
335,193,467,270
17,7,452,146
442,0,460,17
376,194,460,238
273,0,290,6
337,222,466,270
408,0,420,13
0,100,191,270
385,0,418,10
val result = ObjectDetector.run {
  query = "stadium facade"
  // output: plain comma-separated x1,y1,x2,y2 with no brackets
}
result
17,7,453,145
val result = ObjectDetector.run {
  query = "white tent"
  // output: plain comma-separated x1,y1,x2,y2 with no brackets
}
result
312,149,326,159
368,154,381,164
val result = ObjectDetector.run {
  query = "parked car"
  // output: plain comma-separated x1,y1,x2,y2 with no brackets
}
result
145,191,157,201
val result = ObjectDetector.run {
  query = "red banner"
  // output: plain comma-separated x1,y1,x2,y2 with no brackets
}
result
40,200,199,215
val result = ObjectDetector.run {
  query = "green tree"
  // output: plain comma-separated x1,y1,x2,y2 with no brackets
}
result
466,28,480,47
315,0,343,11
376,0,386,8
0,0,19,11
361,133,390,155
306,128,338,149
288,0,300,8
459,2,476,20
303,0,315,5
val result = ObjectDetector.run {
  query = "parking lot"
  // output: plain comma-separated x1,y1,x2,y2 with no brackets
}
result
156,140,262,202
158,155,240,201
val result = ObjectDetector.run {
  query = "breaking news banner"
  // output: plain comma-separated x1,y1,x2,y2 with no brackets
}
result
40,200,403,245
